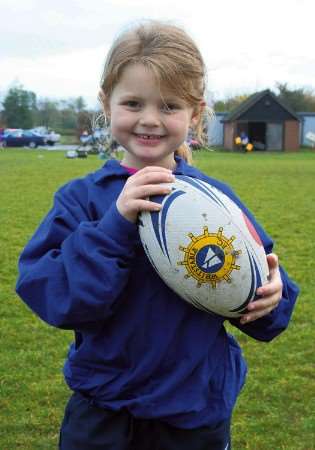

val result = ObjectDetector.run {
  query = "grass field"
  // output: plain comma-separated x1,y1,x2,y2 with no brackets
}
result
0,148,314,449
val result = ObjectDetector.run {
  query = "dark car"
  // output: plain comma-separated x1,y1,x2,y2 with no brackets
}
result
0,130,46,148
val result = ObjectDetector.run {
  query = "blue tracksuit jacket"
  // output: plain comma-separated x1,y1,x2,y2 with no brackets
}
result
16,157,299,429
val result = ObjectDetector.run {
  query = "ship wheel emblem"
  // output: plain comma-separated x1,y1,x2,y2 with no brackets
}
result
178,226,242,288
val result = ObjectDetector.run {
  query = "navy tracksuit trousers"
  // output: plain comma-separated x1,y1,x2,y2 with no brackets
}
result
59,392,231,450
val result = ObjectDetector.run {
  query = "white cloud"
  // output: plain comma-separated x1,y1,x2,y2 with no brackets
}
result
1,0,315,106
0,45,109,107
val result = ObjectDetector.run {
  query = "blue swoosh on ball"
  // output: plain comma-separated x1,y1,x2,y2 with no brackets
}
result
229,247,261,313
161,190,185,261
150,190,185,259
149,194,165,256
143,243,161,276
194,179,230,214
176,175,229,213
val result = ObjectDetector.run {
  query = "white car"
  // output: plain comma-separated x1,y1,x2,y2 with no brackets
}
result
31,127,61,146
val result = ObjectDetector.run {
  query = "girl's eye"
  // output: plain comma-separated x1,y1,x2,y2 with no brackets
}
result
125,100,140,108
162,103,179,112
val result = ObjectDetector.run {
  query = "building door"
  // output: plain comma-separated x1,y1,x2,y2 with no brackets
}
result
248,122,266,150
266,123,283,150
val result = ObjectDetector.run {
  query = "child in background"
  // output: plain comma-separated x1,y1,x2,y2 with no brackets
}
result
16,21,299,450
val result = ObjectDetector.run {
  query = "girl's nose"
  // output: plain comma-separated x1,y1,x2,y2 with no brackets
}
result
139,107,160,127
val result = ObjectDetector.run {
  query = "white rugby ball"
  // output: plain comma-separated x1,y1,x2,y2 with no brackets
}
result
138,175,269,318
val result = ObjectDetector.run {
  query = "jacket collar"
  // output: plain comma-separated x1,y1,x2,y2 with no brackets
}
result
93,156,199,184
93,159,129,184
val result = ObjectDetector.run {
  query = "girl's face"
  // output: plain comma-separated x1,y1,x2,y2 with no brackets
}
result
107,63,198,169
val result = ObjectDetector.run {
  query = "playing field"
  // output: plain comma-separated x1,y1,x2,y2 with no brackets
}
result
0,149,314,449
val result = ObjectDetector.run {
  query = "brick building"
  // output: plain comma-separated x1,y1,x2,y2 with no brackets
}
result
222,90,300,151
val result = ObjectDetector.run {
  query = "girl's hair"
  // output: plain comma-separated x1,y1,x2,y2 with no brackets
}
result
99,20,210,164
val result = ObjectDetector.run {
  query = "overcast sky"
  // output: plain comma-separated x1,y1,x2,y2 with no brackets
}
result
1,0,314,108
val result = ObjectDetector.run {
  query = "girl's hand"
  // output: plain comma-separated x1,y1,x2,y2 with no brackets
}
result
116,166,175,223
240,253,283,325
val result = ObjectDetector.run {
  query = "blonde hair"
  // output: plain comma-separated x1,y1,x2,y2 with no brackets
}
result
99,21,209,164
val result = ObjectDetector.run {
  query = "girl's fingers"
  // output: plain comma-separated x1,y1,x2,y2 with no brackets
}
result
129,199,164,213
129,167,173,184
117,169,175,222
247,294,280,313
240,305,274,324
117,165,177,222
256,276,282,297
240,253,283,324
135,166,174,174
129,183,173,200
241,279,283,324
266,253,279,269
120,185,172,220
129,171,175,187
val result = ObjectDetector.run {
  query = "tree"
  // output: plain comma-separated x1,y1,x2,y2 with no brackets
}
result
73,96,86,113
77,110,93,136
71,97,90,136
213,94,251,112
213,85,315,113
2,86,37,128
36,98,60,129
57,99,77,130
276,83,315,112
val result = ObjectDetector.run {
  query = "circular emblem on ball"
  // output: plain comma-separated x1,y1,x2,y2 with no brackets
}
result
178,226,242,288
195,245,225,273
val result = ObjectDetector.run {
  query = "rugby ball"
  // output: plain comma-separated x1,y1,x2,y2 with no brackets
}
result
138,175,269,318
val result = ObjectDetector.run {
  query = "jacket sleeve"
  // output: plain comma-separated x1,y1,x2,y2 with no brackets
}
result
229,265,299,341
199,173,300,342
227,187,299,341
16,179,139,329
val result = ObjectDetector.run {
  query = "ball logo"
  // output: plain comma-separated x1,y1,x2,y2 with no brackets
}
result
178,226,242,288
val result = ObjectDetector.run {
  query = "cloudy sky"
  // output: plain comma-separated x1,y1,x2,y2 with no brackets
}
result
1,0,314,108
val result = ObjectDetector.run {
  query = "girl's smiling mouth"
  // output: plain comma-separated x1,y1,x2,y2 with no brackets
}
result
134,133,165,139
134,133,166,145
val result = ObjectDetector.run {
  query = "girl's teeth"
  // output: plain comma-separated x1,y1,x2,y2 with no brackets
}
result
139,135,160,139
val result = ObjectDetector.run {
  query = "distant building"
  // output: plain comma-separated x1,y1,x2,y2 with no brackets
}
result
208,90,309,151
297,112,315,147
207,112,227,147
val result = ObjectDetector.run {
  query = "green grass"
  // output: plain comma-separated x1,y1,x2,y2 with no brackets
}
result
1,148,314,449
59,134,80,145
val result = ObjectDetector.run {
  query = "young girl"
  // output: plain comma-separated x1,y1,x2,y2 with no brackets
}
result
16,21,299,450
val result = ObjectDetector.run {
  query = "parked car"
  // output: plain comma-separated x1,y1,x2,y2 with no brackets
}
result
0,129,23,146
31,127,61,146
0,130,46,148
